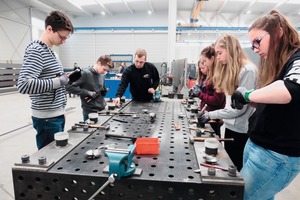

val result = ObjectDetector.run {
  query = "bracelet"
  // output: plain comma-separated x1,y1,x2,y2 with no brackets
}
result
245,90,254,102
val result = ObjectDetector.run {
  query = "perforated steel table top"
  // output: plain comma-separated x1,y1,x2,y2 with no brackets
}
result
12,98,244,200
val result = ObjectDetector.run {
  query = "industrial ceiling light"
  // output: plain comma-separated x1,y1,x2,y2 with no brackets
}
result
148,10,152,15
101,11,106,15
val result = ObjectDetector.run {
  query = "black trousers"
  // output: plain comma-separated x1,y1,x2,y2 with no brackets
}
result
210,122,223,138
224,128,249,171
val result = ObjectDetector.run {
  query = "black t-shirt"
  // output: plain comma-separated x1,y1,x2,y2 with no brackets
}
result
249,49,300,156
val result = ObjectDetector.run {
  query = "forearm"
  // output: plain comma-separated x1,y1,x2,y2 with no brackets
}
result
66,84,85,96
248,80,291,104
17,77,57,94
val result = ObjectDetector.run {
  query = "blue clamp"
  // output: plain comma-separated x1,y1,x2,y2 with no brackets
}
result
105,145,136,180
153,90,162,102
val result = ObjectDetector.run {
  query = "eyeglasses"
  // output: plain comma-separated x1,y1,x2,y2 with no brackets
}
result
251,32,268,51
57,31,70,40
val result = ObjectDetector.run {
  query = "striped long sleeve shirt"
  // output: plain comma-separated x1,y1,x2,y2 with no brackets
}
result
17,40,66,118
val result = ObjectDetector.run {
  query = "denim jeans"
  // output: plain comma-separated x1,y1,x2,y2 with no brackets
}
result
241,139,300,200
32,115,65,150
83,114,88,122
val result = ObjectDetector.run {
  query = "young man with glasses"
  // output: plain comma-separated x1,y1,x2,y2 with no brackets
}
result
17,10,74,150
66,55,114,121
114,48,160,106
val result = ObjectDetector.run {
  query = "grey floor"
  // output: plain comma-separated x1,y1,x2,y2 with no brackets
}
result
0,92,299,200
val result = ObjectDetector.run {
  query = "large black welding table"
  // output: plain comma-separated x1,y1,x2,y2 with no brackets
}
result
12,98,244,200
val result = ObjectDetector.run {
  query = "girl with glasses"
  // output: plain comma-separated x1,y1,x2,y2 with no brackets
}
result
231,9,300,200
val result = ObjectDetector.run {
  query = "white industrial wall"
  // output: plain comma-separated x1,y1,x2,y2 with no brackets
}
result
60,32,169,69
0,0,31,63
0,0,230,67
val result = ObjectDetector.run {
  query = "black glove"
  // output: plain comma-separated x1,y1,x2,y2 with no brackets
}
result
85,91,97,102
189,84,202,97
197,112,210,128
99,87,108,97
69,68,82,82
231,87,253,110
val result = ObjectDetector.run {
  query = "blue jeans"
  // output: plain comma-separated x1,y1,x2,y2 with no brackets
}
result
83,114,88,122
32,115,65,150
241,139,300,200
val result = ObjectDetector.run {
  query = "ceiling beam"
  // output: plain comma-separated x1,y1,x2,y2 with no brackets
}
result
229,0,257,23
218,13,232,27
198,13,211,26
273,0,289,9
65,0,94,17
210,0,228,21
95,0,113,16
122,0,134,15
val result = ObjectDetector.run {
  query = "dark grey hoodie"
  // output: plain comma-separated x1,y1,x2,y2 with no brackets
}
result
66,67,106,115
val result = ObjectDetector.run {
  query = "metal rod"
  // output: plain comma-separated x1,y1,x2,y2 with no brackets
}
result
88,173,116,200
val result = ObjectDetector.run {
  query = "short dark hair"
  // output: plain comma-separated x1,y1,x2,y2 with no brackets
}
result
45,10,74,33
97,55,114,69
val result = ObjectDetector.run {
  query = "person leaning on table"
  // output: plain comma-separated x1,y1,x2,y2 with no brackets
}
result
114,48,160,106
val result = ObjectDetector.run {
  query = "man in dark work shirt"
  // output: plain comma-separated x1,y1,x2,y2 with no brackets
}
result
114,48,160,106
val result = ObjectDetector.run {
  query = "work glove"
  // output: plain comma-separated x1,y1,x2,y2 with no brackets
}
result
189,84,202,97
87,91,97,99
197,112,210,128
68,68,82,83
58,73,69,86
99,87,108,97
85,91,97,102
231,87,254,110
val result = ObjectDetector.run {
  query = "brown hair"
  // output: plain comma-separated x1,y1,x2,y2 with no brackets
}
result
200,45,215,85
97,55,114,69
249,10,300,88
213,34,249,94
45,10,74,33
197,59,206,84
135,48,147,60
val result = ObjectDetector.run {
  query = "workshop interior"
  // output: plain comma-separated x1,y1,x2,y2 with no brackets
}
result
1,0,300,200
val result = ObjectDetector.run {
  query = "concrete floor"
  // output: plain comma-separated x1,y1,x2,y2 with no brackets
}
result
0,92,299,200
